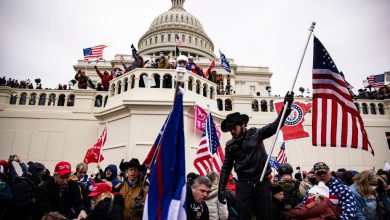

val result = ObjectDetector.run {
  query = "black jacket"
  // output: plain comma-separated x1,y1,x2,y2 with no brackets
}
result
33,177,86,220
186,185,209,220
219,108,291,189
85,195,124,220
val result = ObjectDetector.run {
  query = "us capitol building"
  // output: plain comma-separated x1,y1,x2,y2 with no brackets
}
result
0,0,389,173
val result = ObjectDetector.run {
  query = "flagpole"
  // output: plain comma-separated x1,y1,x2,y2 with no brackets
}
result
260,22,316,182
193,104,197,149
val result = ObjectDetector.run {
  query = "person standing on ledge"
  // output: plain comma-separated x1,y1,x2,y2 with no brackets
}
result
218,92,294,220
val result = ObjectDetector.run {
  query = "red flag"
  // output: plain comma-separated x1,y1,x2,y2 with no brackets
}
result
195,105,221,139
83,125,107,164
204,59,216,79
312,37,373,155
193,113,224,176
274,101,312,141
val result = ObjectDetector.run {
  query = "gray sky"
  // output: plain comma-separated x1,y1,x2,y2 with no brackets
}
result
1,0,389,95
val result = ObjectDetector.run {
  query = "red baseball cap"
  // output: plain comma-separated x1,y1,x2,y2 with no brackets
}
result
88,183,112,197
54,161,71,176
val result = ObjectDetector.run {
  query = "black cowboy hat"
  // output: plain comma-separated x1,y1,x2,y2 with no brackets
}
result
122,158,146,173
221,112,249,132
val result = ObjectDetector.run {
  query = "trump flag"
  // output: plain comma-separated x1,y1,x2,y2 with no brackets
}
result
143,90,186,220
274,101,312,141
83,125,107,164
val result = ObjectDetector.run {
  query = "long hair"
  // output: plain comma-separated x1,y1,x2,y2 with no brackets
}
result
206,171,219,186
352,170,377,197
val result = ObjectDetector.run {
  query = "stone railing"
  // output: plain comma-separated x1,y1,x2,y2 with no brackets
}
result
108,68,218,100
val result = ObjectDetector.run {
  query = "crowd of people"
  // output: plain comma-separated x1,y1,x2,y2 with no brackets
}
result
0,77,40,89
354,87,390,100
1,154,389,220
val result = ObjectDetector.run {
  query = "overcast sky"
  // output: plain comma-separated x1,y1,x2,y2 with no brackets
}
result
0,0,389,95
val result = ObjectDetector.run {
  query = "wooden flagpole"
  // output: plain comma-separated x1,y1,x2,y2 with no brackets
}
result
260,22,316,182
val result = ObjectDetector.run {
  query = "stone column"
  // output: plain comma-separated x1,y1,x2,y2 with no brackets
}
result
0,87,11,110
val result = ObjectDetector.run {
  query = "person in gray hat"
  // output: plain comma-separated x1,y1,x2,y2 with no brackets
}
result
218,92,294,220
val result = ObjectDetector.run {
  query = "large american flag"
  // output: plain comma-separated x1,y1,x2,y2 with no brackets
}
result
83,45,107,60
276,142,287,164
312,37,374,155
175,34,183,47
367,74,385,89
193,113,224,176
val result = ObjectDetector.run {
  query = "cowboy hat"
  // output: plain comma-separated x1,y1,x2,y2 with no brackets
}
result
221,112,249,132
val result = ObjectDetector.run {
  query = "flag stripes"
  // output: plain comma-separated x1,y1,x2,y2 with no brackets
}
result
83,45,107,60
312,37,373,155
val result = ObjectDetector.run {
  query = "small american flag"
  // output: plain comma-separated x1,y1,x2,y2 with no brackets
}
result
175,34,183,47
276,142,287,164
193,113,224,176
345,81,354,90
83,45,107,60
312,37,373,155
368,74,385,89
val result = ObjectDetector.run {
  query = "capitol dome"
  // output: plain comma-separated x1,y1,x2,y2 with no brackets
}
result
138,0,215,59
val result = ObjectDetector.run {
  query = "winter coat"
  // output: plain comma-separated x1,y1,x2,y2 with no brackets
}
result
120,180,148,220
95,68,113,90
0,179,13,218
186,184,210,220
205,185,229,220
104,164,121,192
271,196,284,220
85,195,124,220
219,107,291,190
302,177,356,220
158,57,170,69
3,175,40,220
32,177,86,220
75,73,89,89
350,183,382,220
282,198,339,220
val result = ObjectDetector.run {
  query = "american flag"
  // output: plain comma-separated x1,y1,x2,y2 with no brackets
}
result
367,74,385,89
193,113,224,176
83,45,107,60
276,142,287,164
175,34,183,47
345,81,354,90
312,37,374,155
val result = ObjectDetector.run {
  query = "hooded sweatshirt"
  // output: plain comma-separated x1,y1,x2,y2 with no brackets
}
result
104,164,121,192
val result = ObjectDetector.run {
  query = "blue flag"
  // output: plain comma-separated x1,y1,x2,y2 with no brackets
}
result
219,50,231,73
143,91,186,220
269,156,280,169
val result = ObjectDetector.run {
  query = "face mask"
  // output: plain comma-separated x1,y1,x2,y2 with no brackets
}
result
309,177,318,186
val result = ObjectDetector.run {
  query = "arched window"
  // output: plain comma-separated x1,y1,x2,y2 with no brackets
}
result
10,92,17,105
152,74,160,88
110,83,115,97
370,103,377,115
217,99,223,111
252,100,259,112
362,103,368,114
123,78,129,92
270,100,274,112
378,103,385,115
117,81,122,94
203,84,208,97
104,96,108,107
354,103,360,114
58,94,66,106
225,99,232,111
161,35,164,42
162,74,172,88
196,81,201,94
182,35,185,43
131,75,135,89
260,100,268,112
38,94,46,106
210,87,215,99
189,36,192,44
168,34,171,42
48,94,56,106
95,95,103,107
139,74,147,88
188,77,194,91
19,93,27,105
67,95,75,106
155,36,158,44
29,93,37,105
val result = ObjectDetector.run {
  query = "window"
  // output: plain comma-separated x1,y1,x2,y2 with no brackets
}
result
58,94,66,106
38,94,46,106
370,103,377,115
354,103,360,114
225,99,232,111
362,103,368,114
217,99,223,111
189,36,192,44
261,100,268,112
19,93,27,105
161,35,164,42
155,36,158,44
270,100,274,112
67,95,75,106
29,93,37,105
168,34,171,42
250,86,256,94
182,35,185,43
95,95,103,107
252,100,259,112
378,103,385,115
195,38,198,46
149,38,152,45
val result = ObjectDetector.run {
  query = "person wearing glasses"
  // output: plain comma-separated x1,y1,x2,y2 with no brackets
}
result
119,158,148,220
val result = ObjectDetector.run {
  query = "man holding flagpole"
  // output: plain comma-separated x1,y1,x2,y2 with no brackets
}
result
218,92,294,220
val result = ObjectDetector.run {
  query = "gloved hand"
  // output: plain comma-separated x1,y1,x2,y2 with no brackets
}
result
284,91,294,109
218,189,226,204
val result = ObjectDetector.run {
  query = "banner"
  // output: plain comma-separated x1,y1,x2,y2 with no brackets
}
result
195,105,221,139
274,101,311,141
83,125,107,164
